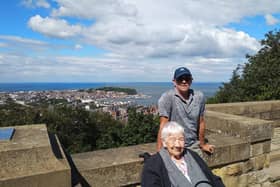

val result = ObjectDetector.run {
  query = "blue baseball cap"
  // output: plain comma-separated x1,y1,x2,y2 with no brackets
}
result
174,67,192,80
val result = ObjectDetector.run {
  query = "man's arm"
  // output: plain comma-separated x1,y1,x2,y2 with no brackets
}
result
198,116,215,153
156,116,169,151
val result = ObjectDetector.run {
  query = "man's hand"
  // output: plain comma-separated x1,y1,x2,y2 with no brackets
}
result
200,144,215,154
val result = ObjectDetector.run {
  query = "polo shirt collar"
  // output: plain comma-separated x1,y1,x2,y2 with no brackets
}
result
174,88,193,103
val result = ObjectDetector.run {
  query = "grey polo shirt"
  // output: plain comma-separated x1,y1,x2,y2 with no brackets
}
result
158,88,205,146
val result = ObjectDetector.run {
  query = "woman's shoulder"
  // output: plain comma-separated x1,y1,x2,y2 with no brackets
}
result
145,152,162,164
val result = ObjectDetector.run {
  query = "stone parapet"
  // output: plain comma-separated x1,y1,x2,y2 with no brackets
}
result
0,124,71,187
206,110,273,143
72,143,155,187
1,100,280,187
206,100,280,122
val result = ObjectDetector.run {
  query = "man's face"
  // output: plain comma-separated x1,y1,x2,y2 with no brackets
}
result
164,133,185,159
174,75,192,93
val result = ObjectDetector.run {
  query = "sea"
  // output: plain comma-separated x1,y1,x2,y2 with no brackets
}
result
0,82,222,106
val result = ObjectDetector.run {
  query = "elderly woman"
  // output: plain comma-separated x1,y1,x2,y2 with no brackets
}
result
141,121,224,187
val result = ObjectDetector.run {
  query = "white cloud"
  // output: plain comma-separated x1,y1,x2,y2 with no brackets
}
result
3,0,280,82
28,0,269,59
36,0,50,8
28,15,82,38
0,35,48,46
265,14,279,25
21,0,50,8
75,44,83,50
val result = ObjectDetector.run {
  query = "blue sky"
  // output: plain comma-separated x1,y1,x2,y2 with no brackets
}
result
0,0,280,83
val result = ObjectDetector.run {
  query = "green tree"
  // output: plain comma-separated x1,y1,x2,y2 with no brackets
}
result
208,29,280,103
121,108,159,146
94,111,123,149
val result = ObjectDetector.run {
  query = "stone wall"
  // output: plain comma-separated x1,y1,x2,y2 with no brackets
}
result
1,101,280,187
206,100,280,127
72,101,280,187
205,101,280,187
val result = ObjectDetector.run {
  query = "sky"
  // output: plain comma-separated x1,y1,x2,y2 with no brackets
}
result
0,0,280,83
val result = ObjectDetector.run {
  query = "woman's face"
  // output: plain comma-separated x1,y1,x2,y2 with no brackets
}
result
164,133,185,159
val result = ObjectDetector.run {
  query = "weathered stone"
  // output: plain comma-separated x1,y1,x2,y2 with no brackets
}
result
226,162,243,176
250,155,267,170
72,143,155,187
249,184,261,187
264,154,270,168
0,124,71,187
203,134,249,167
248,171,270,185
238,174,249,187
262,181,273,187
260,112,272,120
243,159,254,173
271,181,280,187
206,111,273,143
250,141,271,157
212,167,227,179
207,100,280,116
222,176,239,187
270,110,280,120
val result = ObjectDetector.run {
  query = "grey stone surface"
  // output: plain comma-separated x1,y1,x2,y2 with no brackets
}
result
206,110,273,143
0,124,71,187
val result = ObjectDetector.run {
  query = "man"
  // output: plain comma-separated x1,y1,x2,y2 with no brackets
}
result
157,67,214,155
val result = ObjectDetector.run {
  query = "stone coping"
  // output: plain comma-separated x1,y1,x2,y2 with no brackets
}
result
72,143,154,170
206,110,273,143
0,124,50,152
72,135,249,171
0,124,70,181
206,100,280,116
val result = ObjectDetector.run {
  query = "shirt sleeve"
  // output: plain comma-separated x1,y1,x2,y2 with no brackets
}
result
158,92,172,118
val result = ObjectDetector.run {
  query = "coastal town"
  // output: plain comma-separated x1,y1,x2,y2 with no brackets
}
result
0,88,158,123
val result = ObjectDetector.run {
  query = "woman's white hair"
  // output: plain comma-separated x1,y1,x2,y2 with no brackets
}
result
161,121,185,142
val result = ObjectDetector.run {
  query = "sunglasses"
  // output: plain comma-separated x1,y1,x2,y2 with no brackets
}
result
176,75,193,83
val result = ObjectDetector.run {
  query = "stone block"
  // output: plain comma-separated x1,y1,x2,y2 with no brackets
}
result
247,103,272,116
222,176,239,187
243,159,254,173
212,159,253,179
249,184,261,187
270,110,280,120
271,181,280,187
238,174,249,187
72,143,156,187
262,181,273,187
247,170,270,185
250,141,271,157
206,111,273,143
203,134,250,167
0,124,71,187
271,102,280,111
250,154,269,171
226,162,243,176
260,112,272,120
